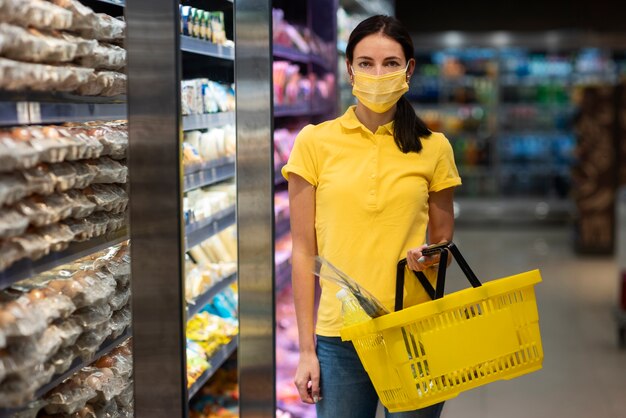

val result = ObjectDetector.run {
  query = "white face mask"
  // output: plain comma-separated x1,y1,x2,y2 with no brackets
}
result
351,63,410,113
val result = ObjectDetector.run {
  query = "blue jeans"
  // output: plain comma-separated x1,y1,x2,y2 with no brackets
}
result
315,336,444,418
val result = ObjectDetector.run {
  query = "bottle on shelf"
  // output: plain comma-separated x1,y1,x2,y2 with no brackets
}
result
336,289,371,327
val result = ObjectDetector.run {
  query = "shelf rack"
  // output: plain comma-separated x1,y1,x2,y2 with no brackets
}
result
187,272,237,319
188,337,238,400
181,36,234,60
273,45,333,71
0,228,128,291
185,205,236,250
182,111,235,131
184,157,236,191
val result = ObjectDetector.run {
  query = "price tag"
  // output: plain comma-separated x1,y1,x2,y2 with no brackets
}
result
16,102,30,124
211,167,217,179
29,102,42,124
212,222,218,235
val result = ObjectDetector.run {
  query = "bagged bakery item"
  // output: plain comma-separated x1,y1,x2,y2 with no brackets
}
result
66,189,97,219
85,157,127,184
62,218,95,242
77,42,126,71
16,193,73,227
0,23,77,63
36,223,75,252
0,0,73,31
50,162,78,192
0,174,28,207
0,135,39,173
77,71,126,97
0,209,28,239
68,161,98,190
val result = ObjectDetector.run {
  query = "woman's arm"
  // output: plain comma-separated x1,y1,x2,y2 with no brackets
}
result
406,187,455,271
288,173,320,403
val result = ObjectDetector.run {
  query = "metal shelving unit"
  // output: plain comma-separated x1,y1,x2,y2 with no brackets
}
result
187,272,237,319
188,338,238,400
184,157,236,191
183,111,235,131
0,101,127,126
181,36,234,60
273,45,332,71
185,205,236,250
0,228,128,290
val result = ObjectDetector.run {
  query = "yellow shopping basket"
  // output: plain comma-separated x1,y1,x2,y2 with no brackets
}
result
340,242,543,412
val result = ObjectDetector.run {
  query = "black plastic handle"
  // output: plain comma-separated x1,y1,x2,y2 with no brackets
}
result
395,242,482,311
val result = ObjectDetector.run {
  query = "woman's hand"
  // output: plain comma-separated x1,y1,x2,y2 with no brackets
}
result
294,351,321,404
406,244,440,271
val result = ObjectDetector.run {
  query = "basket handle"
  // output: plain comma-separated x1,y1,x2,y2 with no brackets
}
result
395,241,482,311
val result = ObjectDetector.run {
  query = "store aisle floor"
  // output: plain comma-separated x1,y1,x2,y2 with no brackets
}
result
435,226,626,418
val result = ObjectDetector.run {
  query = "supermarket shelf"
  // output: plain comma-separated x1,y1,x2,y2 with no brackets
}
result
185,205,236,250
187,272,237,319
0,228,128,290
273,45,332,71
184,156,235,191
95,0,125,5
183,111,235,131
181,36,234,60
0,328,132,416
275,102,333,118
0,91,126,104
274,103,310,117
275,217,290,239
455,197,574,224
0,101,127,126
188,337,238,400
273,45,310,64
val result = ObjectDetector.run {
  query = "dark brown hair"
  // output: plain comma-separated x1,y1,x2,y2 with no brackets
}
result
346,15,431,153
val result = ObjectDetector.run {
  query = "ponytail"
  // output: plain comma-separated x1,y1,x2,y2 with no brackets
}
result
393,96,431,154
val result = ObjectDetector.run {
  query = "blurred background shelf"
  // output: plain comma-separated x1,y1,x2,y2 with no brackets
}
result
188,338,238,400
187,272,237,319
183,111,235,131
181,36,234,60
184,157,236,191
185,205,236,250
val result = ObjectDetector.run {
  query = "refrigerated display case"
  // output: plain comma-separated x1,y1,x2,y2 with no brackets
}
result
0,0,132,416
272,0,338,416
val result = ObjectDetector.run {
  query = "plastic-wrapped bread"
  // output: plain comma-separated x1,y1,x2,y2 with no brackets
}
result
0,135,39,173
77,71,126,97
108,305,131,339
79,13,125,42
77,42,126,71
62,126,104,160
0,241,22,271
44,378,97,415
49,0,95,31
0,0,73,31
36,223,75,252
93,243,130,286
72,303,112,330
107,285,130,311
46,269,116,309
85,157,127,184
105,212,126,233
0,23,77,63
0,209,28,239
68,162,98,190
82,184,125,213
50,162,78,192
73,323,112,361
10,127,70,165
66,189,97,219
62,218,95,242
20,164,56,196
16,193,73,227
0,174,28,206
0,363,56,408
59,32,97,58
10,231,50,261
54,318,83,348
49,346,74,375
0,58,93,93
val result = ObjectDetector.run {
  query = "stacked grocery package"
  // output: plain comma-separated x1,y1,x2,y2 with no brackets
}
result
0,0,132,416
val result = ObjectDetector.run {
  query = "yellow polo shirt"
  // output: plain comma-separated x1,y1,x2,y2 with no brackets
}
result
282,106,462,337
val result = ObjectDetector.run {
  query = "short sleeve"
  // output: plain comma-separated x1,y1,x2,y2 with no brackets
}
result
429,134,462,193
281,125,319,187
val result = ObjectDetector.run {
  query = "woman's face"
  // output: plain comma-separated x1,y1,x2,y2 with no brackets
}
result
347,33,414,78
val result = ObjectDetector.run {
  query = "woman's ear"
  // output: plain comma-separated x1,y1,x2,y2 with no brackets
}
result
407,58,416,80
346,58,354,84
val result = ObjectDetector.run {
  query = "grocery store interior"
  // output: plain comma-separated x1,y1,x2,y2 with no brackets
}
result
0,0,624,417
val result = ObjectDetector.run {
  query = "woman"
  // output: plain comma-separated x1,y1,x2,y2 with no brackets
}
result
281,15,461,418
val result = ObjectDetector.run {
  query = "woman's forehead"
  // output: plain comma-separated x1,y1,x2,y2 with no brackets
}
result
353,33,404,60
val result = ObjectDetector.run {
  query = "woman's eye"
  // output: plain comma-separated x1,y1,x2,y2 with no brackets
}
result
358,62,371,67
386,61,400,67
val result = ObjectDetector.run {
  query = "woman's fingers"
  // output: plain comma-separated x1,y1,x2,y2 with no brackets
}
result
407,245,437,271
295,376,314,404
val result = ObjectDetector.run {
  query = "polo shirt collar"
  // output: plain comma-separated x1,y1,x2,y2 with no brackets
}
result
340,106,394,135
